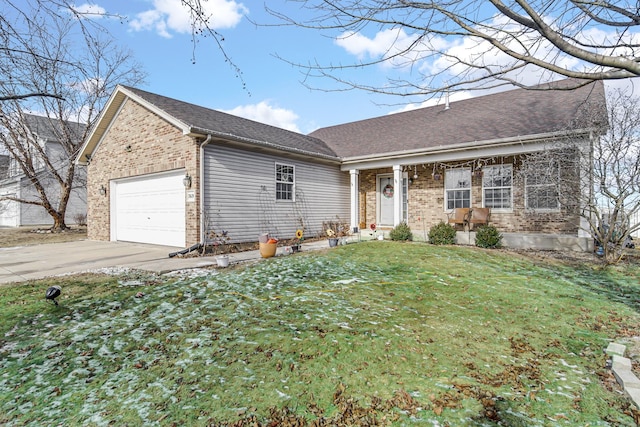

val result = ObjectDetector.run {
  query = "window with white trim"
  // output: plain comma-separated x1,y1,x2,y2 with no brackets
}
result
445,168,471,209
275,163,295,201
482,164,512,210
525,159,559,210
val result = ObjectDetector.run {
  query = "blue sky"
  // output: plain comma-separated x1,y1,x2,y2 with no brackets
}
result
78,0,396,134
79,0,639,135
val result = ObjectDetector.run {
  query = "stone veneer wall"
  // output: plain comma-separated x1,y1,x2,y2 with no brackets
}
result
358,160,580,236
86,99,200,246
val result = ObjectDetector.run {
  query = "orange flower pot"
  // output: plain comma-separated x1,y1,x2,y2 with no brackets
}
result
259,242,277,258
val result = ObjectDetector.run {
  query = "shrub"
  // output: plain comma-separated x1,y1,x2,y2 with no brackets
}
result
428,221,456,245
72,213,87,226
475,225,503,249
389,222,413,241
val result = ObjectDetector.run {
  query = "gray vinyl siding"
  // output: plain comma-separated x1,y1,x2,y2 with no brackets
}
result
0,141,86,226
18,173,87,226
19,180,52,225
203,143,349,243
3,161,87,227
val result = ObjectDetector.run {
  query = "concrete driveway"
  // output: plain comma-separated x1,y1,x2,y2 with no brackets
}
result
0,240,219,284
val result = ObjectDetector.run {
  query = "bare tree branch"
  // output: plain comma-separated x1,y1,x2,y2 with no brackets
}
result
522,89,640,264
268,1,640,98
0,93,64,101
0,0,145,230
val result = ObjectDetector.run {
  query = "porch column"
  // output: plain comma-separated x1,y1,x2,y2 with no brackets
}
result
349,169,359,232
393,164,403,227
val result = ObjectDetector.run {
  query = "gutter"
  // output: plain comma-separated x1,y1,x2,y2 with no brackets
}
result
339,128,597,165
187,127,341,164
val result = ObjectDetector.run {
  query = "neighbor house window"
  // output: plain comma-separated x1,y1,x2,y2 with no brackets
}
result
275,163,294,201
445,168,471,209
525,160,559,210
482,165,512,210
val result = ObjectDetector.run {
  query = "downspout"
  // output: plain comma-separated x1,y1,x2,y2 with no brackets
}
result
169,135,214,258
200,134,213,244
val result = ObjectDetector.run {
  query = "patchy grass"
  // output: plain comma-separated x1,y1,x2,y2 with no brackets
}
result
0,226,86,248
1,242,640,426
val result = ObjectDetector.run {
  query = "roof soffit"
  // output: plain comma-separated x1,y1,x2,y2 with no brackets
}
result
339,130,593,171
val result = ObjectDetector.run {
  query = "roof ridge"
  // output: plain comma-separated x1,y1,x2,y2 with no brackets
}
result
310,78,602,133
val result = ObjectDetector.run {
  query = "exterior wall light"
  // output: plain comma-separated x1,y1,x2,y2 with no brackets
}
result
183,173,192,188
99,185,107,196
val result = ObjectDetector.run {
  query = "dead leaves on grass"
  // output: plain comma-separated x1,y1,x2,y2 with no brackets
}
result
217,383,423,426
217,382,507,426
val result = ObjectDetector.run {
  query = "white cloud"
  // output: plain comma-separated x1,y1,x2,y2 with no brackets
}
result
335,28,420,68
335,11,640,94
223,101,300,133
129,0,247,38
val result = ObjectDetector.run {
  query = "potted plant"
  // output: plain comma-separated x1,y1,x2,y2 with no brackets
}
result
292,229,303,252
208,229,230,267
259,233,278,258
326,228,339,247
283,229,304,254
324,217,349,247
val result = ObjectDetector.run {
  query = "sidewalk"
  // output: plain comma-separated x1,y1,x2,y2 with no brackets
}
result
0,239,339,284
143,239,335,273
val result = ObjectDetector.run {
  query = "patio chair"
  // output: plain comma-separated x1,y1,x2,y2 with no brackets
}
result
468,207,491,229
447,208,470,229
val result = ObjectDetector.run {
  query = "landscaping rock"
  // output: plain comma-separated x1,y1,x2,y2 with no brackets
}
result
606,342,626,357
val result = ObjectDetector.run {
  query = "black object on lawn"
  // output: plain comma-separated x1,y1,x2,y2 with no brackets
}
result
45,286,61,305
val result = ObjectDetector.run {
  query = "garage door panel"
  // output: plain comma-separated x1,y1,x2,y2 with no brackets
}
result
114,171,186,247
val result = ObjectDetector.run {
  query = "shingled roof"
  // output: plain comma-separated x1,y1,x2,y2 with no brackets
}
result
121,86,338,159
309,79,605,159
23,114,86,143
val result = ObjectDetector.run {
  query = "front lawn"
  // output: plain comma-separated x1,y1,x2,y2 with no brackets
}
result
0,226,86,247
1,242,639,425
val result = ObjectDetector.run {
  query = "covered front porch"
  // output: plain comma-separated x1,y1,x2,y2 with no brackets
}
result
343,136,593,252
353,226,593,252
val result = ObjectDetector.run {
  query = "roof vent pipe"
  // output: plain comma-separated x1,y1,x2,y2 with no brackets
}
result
444,91,450,110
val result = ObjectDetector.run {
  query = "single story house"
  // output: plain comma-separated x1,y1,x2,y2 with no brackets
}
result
0,114,87,227
76,79,605,250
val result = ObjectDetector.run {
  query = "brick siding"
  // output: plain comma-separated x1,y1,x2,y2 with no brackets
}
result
86,99,200,245
358,161,580,236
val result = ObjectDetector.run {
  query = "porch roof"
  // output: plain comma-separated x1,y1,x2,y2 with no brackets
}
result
309,79,606,160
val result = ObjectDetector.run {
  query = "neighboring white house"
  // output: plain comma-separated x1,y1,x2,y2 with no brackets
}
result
0,114,87,227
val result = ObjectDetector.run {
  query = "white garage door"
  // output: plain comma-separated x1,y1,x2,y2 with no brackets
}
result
113,170,186,247
0,185,19,227
0,197,19,227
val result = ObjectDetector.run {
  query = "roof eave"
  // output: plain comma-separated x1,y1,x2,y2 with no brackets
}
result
339,128,595,168
188,127,342,163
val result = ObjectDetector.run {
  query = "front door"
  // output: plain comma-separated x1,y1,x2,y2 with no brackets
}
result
378,175,394,226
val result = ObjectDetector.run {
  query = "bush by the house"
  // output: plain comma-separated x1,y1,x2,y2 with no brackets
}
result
475,225,503,249
389,222,413,241
428,222,456,245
